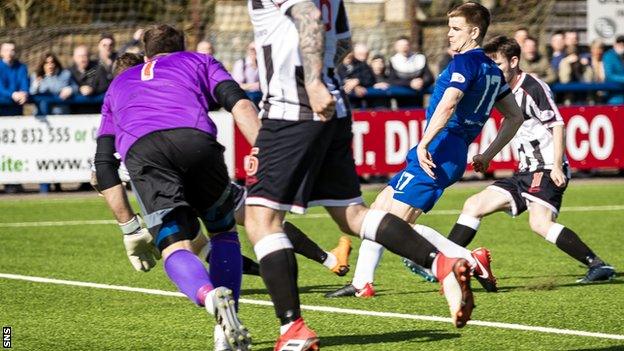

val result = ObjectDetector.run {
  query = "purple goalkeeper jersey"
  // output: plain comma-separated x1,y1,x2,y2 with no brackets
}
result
97,51,233,160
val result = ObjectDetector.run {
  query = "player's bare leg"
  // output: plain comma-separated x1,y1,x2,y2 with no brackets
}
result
528,203,615,283
325,202,475,327
448,189,510,246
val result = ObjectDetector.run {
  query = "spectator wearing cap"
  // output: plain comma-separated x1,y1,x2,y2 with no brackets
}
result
0,41,29,116
91,33,117,95
387,36,433,107
603,35,624,104
520,36,557,84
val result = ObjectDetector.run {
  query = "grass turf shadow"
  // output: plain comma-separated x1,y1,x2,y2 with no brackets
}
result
567,346,624,351
252,328,461,350
241,284,395,297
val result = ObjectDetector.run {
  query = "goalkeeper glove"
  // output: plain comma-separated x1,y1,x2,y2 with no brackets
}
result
119,215,162,272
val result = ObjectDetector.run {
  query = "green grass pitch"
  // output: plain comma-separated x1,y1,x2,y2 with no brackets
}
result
1,181,623,350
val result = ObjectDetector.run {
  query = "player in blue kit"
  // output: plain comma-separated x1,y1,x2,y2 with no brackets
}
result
326,2,526,299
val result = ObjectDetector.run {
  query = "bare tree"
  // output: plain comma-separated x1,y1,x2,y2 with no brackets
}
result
0,6,6,28
9,0,34,28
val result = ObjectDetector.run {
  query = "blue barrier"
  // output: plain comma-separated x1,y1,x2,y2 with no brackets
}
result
0,93,105,116
1,83,623,115
354,82,624,98
550,82,624,93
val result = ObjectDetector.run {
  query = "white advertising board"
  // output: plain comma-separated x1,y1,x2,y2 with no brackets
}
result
0,113,235,184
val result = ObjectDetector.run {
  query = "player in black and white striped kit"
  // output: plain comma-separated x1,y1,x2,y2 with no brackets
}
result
248,0,351,122
446,35,615,283
245,1,479,349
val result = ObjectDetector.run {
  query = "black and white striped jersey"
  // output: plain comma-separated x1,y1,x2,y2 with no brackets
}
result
248,0,351,121
511,72,567,172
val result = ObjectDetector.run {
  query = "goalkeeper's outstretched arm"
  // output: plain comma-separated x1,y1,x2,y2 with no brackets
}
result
94,135,161,272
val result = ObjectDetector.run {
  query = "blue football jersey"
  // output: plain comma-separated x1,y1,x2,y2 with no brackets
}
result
425,48,510,145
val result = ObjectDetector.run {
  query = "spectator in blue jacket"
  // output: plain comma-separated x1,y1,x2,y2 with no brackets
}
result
0,41,29,116
603,35,624,104
30,52,77,115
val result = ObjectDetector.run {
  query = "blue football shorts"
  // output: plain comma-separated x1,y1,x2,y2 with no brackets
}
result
388,131,468,212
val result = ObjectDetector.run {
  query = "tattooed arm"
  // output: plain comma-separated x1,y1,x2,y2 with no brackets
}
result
289,1,324,84
288,1,335,120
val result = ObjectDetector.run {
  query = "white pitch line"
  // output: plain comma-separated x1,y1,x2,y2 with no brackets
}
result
1,273,623,341
290,204,624,219
2,205,623,228
0,219,116,228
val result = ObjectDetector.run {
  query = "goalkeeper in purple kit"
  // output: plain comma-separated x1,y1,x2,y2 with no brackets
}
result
95,25,259,351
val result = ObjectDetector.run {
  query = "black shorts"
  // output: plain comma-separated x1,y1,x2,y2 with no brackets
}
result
245,117,362,214
125,128,236,241
487,169,568,217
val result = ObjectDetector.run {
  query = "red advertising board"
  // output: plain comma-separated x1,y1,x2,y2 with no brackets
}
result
234,105,623,179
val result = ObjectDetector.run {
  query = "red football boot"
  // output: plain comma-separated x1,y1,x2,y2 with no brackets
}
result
355,282,375,298
471,247,498,292
434,254,475,328
274,318,320,351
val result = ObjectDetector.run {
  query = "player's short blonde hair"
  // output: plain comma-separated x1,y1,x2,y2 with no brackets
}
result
447,2,491,42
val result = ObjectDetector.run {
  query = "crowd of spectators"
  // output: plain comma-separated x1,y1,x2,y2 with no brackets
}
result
337,37,434,109
334,30,624,108
515,29,624,105
1,28,624,193
0,33,120,117
2,28,624,116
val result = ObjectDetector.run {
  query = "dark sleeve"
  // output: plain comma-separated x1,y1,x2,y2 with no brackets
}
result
94,135,121,191
356,63,376,87
337,64,348,79
19,64,30,93
91,65,113,94
387,62,412,87
421,63,434,89
214,80,251,112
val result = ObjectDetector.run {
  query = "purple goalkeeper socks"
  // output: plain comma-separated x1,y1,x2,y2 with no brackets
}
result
164,249,213,306
209,232,243,303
